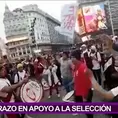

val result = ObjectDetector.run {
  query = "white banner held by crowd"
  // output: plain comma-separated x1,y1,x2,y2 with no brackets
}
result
60,4,77,38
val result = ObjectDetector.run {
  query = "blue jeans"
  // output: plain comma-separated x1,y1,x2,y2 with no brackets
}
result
62,77,73,93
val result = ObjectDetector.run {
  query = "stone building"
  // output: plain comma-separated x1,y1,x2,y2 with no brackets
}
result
4,4,71,59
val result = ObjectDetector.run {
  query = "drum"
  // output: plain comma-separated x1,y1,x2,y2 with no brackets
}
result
20,80,43,102
41,78,50,90
62,90,74,102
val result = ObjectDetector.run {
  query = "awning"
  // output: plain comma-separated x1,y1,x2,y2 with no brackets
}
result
7,36,28,43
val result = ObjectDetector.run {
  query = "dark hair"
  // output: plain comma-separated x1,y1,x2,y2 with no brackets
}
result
37,56,42,62
71,50,81,60
3,55,7,59
63,51,69,58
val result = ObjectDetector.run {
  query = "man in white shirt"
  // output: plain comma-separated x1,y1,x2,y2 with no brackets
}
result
90,45,102,85
81,44,93,70
14,64,26,84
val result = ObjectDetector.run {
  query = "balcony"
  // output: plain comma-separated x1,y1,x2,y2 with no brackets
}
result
8,41,29,49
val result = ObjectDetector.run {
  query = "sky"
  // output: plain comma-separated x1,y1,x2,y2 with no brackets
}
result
0,0,76,40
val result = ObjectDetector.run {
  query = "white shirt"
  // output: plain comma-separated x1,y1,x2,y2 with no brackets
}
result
43,65,60,86
81,49,88,58
52,65,59,85
43,68,52,86
0,78,15,102
14,70,26,83
111,86,118,96
90,52,101,70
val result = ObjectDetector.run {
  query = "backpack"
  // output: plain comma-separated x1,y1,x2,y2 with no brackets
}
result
84,52,93,70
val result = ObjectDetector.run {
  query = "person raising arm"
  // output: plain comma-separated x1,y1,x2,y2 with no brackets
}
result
85,68,115,100
1,78,28,93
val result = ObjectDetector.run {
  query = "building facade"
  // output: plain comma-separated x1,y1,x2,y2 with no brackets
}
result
77,0,118,35
4,4,71,59
108,0,118,34
0,38,10,59
46,15,60,44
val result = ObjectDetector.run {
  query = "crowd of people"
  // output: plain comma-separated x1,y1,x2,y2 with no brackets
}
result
0,41,118,118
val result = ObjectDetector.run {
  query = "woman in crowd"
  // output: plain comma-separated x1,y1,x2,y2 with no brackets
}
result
0,59,28,118
54,54,62,85
43,59,60,98
34,56,45,82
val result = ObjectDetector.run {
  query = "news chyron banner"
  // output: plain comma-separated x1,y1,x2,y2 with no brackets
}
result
0,103,118,114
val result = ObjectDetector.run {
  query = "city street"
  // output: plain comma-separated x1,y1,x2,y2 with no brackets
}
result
28,87,109,118
0,0,117,118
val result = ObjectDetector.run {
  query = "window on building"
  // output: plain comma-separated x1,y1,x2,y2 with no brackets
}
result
17,42,20,45
27,50,30,54
32,40,36,43
22,47,25,50
12,42,15,45
11,54,13,58
13,53,15,57
23,51,26,55
19,52,22,55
